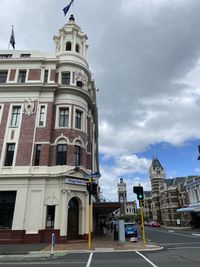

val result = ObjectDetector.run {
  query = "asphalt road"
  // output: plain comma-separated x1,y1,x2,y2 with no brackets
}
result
0,227,200,266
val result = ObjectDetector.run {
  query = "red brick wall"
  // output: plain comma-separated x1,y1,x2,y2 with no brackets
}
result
67,145,74,166
0,103,9,160
9,69,16,81
35,103,54,142
50,70,56,81
16,112,36,166
28,69,41,80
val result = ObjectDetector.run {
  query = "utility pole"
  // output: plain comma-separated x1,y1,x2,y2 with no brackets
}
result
87,178,92,250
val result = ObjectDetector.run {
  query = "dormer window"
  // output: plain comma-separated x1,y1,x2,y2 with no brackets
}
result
66,42,71,51
75,43,80,53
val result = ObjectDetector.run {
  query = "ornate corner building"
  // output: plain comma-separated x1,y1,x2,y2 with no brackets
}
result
0,15,100,243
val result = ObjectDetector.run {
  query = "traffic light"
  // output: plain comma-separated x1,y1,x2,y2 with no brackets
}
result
133,186,144,200
92,182,98,195
86,182,92,193
86,182,98,195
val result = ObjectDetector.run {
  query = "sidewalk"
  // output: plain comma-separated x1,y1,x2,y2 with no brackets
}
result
42,232,161,253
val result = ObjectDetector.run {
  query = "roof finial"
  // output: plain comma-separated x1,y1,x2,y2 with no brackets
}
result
69,14,75,22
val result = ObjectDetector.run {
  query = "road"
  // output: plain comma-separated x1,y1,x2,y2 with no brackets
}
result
0,227,200,266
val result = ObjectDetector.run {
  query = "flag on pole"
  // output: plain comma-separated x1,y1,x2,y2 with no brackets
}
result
63,0,74,16
10,25,15,49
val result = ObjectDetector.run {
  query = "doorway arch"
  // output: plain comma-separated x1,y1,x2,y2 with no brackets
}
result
67,197,79,239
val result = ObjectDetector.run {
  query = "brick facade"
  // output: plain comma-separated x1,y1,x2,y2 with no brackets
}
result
9,69,16,81
28,69,41,80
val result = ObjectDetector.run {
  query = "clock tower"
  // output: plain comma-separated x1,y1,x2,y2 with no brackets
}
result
149,157,165,223
118,178,127,216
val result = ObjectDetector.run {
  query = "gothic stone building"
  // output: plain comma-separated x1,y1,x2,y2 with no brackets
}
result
0,15,100,243
144,158,190,226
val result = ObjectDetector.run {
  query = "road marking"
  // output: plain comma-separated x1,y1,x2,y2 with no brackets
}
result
146,228,200,239
167,230,174,233
192,233,200,236
135,251,159,267
86,252,93,267
168,246,200,250
159,241,200,245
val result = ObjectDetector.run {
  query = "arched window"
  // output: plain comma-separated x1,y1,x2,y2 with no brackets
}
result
75,43,80,53
56,138,68,165
66,42,72,51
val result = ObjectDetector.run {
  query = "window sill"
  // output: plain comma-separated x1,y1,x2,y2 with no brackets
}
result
2,166,13,168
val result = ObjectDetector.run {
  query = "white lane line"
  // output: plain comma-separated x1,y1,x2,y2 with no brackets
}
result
135,251,159,267
146,228,200,239
159,241,200,245
168,246,200,250
86,252,93,267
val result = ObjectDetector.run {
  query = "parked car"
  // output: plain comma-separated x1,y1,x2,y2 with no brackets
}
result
145,221,160,227
124,223,138,237
151,221,160,227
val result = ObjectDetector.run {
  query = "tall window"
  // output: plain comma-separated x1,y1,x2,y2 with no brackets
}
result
74,145,81,166
66,42,71,51
44,69,48,83
75,110,82,129
59,108,69,127
18,70,26,83
46,205,55,228
39,105,46,126
0,191,16,229
10,106,21,127
56,144,67,165
34,144,41,166
75,43,80,53
4,143,15,166
0,71,8,83
62,72,70,85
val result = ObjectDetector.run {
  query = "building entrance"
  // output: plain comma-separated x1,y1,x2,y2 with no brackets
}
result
67,197,79,239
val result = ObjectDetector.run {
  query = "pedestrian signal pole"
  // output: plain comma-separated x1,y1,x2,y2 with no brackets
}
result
133,185,146,245
87,178,92,250
86,178,99,250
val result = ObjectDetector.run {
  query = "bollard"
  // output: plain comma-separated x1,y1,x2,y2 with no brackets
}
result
51,233,56,255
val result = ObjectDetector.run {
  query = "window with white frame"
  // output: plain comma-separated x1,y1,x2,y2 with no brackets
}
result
44,69,49,83
56,144,67,165
18,70,26,83
4,143,15,166
38,105,47,127
59,107,69,127
74,145,81,166
61,72,70,85
0,71,8,83
75,110,82,129
10,106,21,127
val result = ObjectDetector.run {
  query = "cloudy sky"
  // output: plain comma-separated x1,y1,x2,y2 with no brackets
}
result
1,0,200,201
